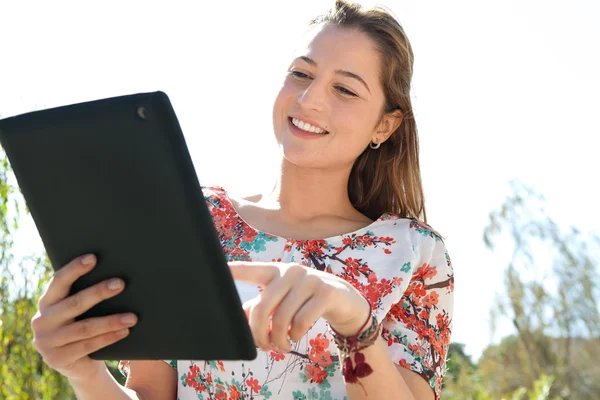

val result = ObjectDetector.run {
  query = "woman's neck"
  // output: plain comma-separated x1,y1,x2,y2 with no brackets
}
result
258,159,369,223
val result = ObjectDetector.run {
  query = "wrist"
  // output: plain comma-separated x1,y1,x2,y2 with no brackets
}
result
67,361,109,386
328,295,373,337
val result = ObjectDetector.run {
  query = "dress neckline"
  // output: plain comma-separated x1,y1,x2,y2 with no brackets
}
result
217,186,401,242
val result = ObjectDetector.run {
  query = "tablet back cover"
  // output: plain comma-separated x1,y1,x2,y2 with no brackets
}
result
0,92,257,361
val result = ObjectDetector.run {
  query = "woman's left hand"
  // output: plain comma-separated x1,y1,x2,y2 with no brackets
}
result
228,261,372,353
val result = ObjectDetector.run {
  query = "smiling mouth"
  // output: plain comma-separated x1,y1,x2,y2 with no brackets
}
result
289,117,329,134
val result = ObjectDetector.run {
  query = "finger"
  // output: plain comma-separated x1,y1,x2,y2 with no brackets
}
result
43,313,137,348
44,278,125,329
228,261,279,287
270,282,316,352
248,268,305,351
38,254,97,310
288,293,328,343
48,328,130,367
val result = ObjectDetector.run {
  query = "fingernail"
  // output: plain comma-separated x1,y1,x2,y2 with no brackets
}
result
107,279,123,290
121,314,137,325
81,254,95,265
116,328,129,337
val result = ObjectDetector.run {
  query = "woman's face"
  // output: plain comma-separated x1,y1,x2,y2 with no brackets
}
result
272,25,391,170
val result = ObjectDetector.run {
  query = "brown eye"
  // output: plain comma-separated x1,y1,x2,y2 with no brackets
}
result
291,71,311,80
336,86,358,97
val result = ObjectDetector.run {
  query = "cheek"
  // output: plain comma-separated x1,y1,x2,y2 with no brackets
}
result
272,81,296,126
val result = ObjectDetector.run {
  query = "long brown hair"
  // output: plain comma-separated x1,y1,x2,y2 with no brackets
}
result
311,1,431,228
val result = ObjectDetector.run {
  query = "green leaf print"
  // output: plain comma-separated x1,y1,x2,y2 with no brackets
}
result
293,390,307,400
169,360,177,369
208,361,218,369
231,378,242,390
180,373,188,387
324,362,338,377
401,262,411,273
196,393,205,400
307,388,319,399
300,368,309,383
319,390,333,400
318,379,331,390
260,385,272,399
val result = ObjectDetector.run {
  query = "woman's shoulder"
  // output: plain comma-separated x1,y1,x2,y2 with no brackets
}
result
376,213,444,241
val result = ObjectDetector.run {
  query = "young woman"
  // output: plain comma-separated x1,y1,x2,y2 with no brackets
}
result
31,1,454,399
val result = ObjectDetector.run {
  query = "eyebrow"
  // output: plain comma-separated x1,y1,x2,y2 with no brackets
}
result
298,56,371,94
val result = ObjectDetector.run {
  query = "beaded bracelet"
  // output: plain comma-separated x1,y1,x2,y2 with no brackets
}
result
329,302,382,392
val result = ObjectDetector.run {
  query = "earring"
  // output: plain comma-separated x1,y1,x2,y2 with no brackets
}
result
369,139,381,149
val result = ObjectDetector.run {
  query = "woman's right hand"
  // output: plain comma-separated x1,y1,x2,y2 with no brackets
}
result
31,254,138,383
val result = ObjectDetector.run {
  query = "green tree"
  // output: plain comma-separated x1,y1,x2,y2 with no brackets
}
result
481,180,600,399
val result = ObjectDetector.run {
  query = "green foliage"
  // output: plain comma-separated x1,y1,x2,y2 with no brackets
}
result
0,149,123,399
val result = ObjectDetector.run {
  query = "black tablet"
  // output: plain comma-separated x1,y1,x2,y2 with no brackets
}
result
0,92,257,361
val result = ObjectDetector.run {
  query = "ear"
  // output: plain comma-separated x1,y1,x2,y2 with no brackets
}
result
373,109,403,143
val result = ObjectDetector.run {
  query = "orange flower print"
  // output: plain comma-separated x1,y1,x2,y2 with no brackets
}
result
305,364,328,384
422,291,439,308
245,377,261,394
416,263,437,280
217,360,225,372
384,248,392,254
399,359,410,368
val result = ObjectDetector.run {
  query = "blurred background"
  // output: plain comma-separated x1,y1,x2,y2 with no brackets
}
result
0,0,598,398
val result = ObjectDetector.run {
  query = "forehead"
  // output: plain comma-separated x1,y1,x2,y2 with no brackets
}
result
294,25,382,82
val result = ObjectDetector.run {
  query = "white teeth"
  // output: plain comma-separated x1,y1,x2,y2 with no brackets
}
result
291,118,327,134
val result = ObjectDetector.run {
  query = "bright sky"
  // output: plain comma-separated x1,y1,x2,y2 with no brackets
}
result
1,0,598,360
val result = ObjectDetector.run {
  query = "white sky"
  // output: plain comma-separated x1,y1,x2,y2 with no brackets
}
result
1,0,598,360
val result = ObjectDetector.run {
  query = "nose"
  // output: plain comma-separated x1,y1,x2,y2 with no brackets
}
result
297,80,326,113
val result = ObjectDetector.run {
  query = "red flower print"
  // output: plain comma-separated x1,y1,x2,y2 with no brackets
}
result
399,359,410,368
305,364,328,384
270,347,285,361
412,283,427,297
215,390,227,400
419,309,430,320
392,276,403,286
309,348,332,368
309,333,329,352
229,385,241,400
217,360,225,372
345,258,360,276
245,377,261,394
384,248,392,254
342,237,353,246
367,271,378,283
206,372,213,385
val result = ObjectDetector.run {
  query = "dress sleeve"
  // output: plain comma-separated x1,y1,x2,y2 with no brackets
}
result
117,360,177,379
382,224,454,399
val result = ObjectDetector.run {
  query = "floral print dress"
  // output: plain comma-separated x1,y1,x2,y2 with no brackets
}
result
119,186,454,400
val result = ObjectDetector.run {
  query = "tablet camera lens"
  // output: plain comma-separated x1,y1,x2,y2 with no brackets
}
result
137,107,148,120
